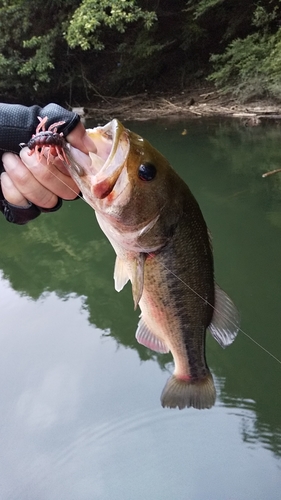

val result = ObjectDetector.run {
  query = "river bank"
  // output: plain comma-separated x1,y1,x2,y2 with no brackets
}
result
81,88,281,123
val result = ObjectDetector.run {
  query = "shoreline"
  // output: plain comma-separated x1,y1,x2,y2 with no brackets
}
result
79,89,281,123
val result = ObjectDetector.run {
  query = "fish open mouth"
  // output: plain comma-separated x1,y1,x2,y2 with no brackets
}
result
83,119,130,199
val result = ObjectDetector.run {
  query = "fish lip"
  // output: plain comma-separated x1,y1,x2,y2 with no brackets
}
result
88,119,130,199
66,120,122,181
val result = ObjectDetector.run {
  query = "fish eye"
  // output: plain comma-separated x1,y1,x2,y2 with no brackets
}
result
138,162,157,181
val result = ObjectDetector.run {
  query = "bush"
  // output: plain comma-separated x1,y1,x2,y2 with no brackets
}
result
208,4,281,101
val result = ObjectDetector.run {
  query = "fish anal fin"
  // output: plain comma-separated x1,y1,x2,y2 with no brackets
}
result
209,284,240,348
135,318,169,354
161,373,216,410
114,256,129,292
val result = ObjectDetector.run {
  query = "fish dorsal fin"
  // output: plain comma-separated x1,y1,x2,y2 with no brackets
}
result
208,284,240,348
114,256,129,292
136,317,170,353
131,253,145,310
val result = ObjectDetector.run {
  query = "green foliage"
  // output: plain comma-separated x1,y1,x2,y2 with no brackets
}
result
1,0,281,102
0,0,161,101
189,0,225,19
208,2,281,100
19,31,57,86
66,0,157,50
0,0,76,101
0,0,30,97
209,34,270,98
252,4,278,29
64,0,161,94
115,31,166,85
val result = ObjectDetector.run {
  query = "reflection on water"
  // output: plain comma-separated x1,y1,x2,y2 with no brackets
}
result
0,118,281,499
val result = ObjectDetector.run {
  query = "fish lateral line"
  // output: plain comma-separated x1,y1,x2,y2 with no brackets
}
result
141,246,281,367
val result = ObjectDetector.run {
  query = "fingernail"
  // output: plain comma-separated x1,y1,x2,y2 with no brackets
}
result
2,152,19,170
20,147,40,166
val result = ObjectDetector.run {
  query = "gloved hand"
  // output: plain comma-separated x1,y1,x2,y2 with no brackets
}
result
0,103,95,224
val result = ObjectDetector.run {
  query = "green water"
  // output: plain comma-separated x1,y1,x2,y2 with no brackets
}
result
0,118,280,499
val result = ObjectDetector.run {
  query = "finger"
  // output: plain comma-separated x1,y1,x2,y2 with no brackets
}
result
0,172,30,207
45,147,92,177
20,148,80,200
66,122,96,153
2,152,59,209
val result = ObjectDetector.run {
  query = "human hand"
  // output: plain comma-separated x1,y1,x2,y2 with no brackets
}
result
1,121,95,209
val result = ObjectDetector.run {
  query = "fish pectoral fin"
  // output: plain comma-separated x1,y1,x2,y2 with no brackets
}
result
131,253,145,310
135,317,170,353
208,283,240,348
114,256,129,292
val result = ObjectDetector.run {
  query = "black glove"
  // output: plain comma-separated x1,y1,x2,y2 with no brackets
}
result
0,193,63,225
0,103,80,225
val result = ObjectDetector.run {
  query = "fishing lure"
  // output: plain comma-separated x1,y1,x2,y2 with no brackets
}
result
20,116,69,164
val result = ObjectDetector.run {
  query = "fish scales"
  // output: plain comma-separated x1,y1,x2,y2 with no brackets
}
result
62,119,240,410
141,201,214,381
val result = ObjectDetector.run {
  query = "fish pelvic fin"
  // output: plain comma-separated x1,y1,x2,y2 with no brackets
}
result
135,317,170,354
114,256,129,292
208,284,240,348
161,373,216,410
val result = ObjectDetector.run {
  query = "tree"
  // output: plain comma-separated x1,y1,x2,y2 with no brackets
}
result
1,0,281,103
203,1,281,100
0,0,78,102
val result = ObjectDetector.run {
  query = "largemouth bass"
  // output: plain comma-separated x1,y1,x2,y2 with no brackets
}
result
66,120,239,410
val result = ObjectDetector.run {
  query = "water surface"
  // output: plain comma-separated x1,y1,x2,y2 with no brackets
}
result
0,118,280,499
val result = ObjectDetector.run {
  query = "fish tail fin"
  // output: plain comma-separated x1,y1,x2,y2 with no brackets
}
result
161,373,216,410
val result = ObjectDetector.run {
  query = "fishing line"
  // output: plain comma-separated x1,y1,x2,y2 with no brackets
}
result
148,255,281,366
42,157,281,366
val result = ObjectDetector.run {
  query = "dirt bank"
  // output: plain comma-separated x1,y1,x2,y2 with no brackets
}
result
79,88,281,123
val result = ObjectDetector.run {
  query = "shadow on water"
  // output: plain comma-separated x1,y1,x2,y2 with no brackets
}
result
1,118,281,459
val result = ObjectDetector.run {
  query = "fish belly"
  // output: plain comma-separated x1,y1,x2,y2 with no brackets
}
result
139,238,216,410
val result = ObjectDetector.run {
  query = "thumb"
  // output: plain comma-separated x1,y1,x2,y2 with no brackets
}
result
66,122,96,154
